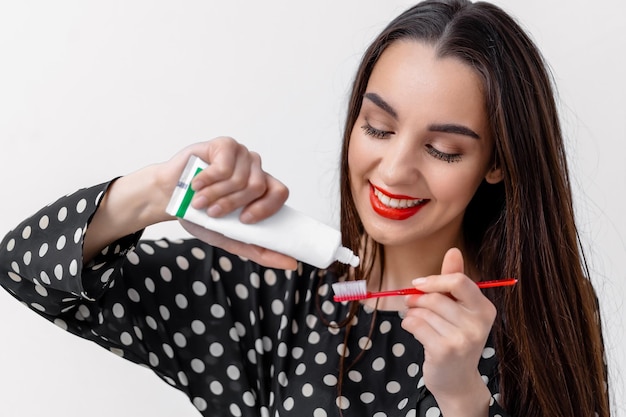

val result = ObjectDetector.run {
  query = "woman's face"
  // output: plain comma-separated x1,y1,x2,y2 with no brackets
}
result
348,40,501,249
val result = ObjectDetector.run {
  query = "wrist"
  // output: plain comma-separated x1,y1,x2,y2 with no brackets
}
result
432,373,492,417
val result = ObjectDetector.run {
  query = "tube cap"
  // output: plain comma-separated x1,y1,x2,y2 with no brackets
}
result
335,246,360,267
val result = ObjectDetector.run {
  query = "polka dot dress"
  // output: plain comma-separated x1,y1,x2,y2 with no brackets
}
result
0,182,510,417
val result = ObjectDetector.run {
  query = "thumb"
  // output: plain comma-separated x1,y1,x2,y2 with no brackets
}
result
441,247,464,275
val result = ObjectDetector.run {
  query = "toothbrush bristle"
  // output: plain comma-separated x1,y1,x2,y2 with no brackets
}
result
332,280,368,301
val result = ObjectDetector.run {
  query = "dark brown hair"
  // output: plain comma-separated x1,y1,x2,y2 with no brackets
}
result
335,1,610,416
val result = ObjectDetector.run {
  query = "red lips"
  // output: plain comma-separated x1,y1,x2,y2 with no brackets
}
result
369,183,427,220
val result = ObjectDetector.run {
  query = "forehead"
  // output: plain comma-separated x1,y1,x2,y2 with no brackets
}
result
366,40,487,121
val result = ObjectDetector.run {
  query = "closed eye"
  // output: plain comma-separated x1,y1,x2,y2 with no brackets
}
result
361,123,393,139
426,144,462,163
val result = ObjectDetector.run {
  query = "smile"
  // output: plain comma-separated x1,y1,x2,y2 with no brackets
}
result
369,183,428,220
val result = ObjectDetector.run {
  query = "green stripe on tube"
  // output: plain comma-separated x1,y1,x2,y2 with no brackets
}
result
176,167,203,217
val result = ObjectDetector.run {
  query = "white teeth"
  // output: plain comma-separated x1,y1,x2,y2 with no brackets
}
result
374,188,424,208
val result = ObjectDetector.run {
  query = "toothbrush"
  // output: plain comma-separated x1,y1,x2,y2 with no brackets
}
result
331,278,517,302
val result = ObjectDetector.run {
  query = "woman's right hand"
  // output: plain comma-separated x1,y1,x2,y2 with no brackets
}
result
86,137,297,269
158,137,297,269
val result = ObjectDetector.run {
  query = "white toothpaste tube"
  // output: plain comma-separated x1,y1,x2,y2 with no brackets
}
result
166,155,360,269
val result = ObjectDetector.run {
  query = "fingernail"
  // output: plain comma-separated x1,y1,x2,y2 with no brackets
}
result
412,277,426,286
192,195,208,208
191,180,205,191
207,204,222,217
240,212,254,224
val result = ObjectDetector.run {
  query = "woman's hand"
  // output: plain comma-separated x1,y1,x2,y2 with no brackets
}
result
159,137,297,269
401,247,495,416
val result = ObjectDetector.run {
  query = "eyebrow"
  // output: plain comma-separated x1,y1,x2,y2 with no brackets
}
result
363,92,481,140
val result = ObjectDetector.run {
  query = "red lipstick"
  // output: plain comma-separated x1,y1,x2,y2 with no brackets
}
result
369,183,427,220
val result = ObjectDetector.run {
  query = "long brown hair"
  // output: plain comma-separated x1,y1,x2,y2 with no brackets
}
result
335,1,610,416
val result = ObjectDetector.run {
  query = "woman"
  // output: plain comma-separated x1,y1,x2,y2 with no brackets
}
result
0,0,610,416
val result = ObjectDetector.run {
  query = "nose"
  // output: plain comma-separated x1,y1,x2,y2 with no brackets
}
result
378,136,421,187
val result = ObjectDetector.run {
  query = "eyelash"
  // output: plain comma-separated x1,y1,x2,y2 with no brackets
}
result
361,123,463,163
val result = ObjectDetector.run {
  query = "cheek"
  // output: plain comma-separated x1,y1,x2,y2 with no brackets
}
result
429,164,487,205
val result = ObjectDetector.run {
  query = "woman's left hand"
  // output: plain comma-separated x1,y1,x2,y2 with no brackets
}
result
401,247,495,415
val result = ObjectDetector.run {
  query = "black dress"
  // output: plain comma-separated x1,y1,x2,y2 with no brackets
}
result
0,181,510,417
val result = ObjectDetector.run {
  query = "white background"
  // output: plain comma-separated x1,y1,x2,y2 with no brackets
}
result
0,1,624,416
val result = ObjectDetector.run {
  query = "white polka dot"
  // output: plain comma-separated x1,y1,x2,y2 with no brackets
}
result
146,316,157,330
173,332,187,348
192,281,207,296
264,269,277,285
39,243,49,257
235,284,249,299
176,255,189,270
34,284,48,297
407,363,420,377
178,371,189,386
209,342,224,357
219,256,232,271
54,264,64,280
190,247,206,259
295,363,306,375
39,216,49,230
358,336,373,350
54,318,68,330
242,391,255,407
39,271,50,285
57,206,68,222
321,300,335,314
100,268,114,284
387,381,401,393
313,408,327,417
22,226,32,239
306,314,318,329
372,357,386,371
229,403,242,416
126,251,140,265
23,251,32,266
69,259,78,276
149,352,159,367
211,268,220,282
159,305,170,321
160,266,172,282
76,198,87,213
398,398,409,409
392,343,406,357
336,396,350,410
278,371,288,387
426,407,441,417
210,380,223,394
292,347,304,359
323,374,337,386
145,277,155,293
74,227,83,244
482,347,496,358
302,383,314,397
191,359,205,373
112,303,125,318
283,397,294,411
31,303,45,312
162,343,174,358
120,332,133,346
77,304,90,318
191,320,206,335
314,352,327,364
271,299,284,315
361,392,375,403
175,294,188,309
193,397,207,412
227,365,240,380
348,370,362,382
211,304,226,318
249,272,260,288
380,320,392,333
5,238,16,251
127,288,140,302
308,331,320,344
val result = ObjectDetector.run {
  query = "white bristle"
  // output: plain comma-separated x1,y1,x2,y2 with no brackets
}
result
332,280,368,300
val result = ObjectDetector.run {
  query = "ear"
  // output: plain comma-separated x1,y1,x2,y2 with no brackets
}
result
484,164,503,184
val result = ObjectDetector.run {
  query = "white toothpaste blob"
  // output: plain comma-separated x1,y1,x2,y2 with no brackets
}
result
166,155,360,269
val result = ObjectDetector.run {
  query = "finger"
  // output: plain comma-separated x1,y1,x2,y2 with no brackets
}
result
239,174,289,224
441,247,464,275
